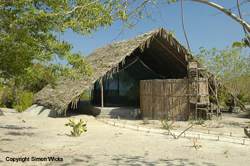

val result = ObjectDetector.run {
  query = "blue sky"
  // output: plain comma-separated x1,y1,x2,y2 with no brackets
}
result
61,0,250,57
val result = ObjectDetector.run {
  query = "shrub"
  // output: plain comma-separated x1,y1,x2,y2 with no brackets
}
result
160,118,174,130
80,90,89,100
142,117,150,125
13,91,34,112
65,118,87,137
195,119,205,125
0,86,34,112
0,85,10,107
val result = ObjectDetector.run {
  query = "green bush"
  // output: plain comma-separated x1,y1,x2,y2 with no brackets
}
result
0,87,34,112
160,118,173,130
237,90,249,103
0,87,5,106
0,86,14,108
13,91,34,112
142,117,150,125
80,90,89,100
195,119,205,125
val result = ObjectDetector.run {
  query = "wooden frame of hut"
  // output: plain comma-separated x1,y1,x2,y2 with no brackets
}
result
33,28,244,120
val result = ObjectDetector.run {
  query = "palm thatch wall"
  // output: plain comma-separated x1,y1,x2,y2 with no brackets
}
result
34,28,244,115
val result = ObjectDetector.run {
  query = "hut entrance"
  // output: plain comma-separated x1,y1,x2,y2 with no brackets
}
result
90,59,163,107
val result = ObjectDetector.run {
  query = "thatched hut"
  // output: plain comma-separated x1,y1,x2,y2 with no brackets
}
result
33,28,244,120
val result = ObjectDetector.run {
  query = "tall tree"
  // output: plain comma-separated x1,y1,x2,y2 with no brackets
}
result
0,0,133,86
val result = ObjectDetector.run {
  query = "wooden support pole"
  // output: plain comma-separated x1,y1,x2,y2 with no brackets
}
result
89,87,91,106
64,109,67,117
187,78,190,120
195,70,198,121
101,79,104,108
117,73,120,96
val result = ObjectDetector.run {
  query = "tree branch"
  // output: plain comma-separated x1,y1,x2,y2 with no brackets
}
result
181,0,191,53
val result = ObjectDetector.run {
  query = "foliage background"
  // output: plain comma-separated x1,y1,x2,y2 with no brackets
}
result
196,46,250,104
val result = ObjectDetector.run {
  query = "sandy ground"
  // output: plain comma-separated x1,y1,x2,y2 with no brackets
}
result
1,108,250,166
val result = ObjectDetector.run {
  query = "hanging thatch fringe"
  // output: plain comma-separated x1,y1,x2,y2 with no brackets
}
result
146,39,150,48
162,32,167,39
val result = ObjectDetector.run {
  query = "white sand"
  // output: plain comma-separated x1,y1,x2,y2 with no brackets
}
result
0,108,250,166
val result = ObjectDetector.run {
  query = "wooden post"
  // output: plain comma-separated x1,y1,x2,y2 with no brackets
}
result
94,82,97,104
101,79,104,108
117,73,119,96
195,70,198,121
89,87,91,106
187,78,190,120
213,78,220,119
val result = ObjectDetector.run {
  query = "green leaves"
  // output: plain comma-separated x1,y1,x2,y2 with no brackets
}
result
167,0,176,5
139,11,143,19
65,117,87,137
168,29,175,36
0,0,121,89
232,41,243,48
196,46,250,102
0,0,161,93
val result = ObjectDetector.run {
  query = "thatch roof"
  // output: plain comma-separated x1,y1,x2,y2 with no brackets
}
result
34,27,244,115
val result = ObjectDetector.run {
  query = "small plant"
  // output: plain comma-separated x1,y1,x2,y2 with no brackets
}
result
142,117,150,125
223,149,230,154
189,112,194,121
244,127,250,138
160,118,174,130
0,109,4,116
192,138,202,150
195,119,205,125
219,132,224,136
65,117,87,137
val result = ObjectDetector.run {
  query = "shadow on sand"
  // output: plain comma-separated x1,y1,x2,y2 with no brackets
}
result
0,148,11,153
44,154,217,166
0,125,36,130
6,131,35,137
